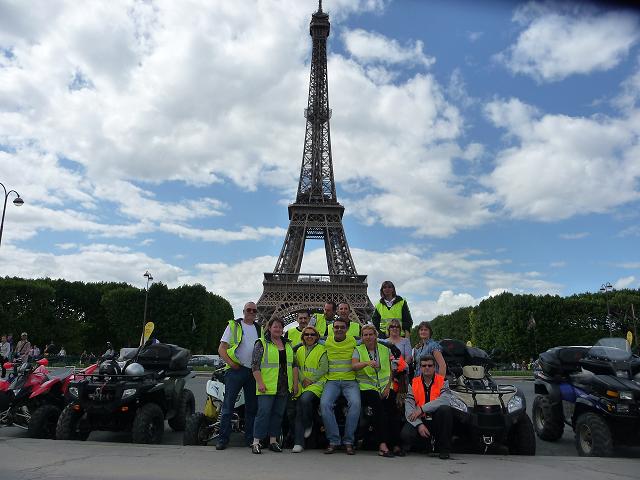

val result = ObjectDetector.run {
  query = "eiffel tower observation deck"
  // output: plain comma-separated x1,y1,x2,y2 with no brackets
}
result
257,1,374,324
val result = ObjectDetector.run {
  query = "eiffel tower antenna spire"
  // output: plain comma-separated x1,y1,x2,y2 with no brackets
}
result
257,4,374,324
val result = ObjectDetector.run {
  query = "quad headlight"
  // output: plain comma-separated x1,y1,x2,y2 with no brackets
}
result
619,391,634,401
122,388,137,399
69,387,79,398
507,395,524,413
449,395,468,413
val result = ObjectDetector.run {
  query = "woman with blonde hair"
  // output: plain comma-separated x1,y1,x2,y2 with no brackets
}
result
352,324,397,457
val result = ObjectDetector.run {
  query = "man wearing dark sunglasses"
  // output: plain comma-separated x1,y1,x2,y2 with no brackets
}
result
217,302,262,450
401,354,453,459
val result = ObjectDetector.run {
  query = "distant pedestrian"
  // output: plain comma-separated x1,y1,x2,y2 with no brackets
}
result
80,350,88,365
58,346,66,358
1,334,11,378
44,340,58,358
31,345,41,359
14,332,31,361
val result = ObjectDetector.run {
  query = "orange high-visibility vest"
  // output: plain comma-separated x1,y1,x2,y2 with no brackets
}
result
411,374,445,408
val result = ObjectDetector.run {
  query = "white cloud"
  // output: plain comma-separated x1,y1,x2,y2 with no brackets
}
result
614,275,637,289
550,261,566,268
484,98,640,221
498,4,639,82
0,0,495,242
342,28,435,67
559,232,589,240
483,270,562,295
412,290,484,322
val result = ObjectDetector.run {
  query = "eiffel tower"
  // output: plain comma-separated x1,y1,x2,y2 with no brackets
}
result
257,1,374,324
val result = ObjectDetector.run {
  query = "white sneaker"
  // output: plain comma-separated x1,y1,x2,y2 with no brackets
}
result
292,445,304,453
304,426,313,439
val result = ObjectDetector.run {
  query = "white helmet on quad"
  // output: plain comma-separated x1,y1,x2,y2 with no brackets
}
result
124,362,144,376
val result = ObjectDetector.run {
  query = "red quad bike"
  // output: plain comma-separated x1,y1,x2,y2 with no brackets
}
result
0,357,98,438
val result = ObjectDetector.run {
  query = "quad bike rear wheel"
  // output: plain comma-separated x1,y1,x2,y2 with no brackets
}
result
183,412,217,446
532,395,564,441
28,404,61,439
575,412,613,457
168,389,195,432
132,403,165,444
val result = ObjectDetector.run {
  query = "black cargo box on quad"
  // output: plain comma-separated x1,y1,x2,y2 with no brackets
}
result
538,346,589,377
137,343,191,372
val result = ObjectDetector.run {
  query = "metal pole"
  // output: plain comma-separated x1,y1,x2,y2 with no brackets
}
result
141,271,153,345
0,182,23,248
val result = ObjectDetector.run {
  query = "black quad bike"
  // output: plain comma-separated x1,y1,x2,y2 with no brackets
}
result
533,337,640,456
57,342,195,444
440,339,536,455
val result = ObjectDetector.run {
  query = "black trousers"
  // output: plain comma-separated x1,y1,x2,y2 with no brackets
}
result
361,390,391,447
400,404,453,453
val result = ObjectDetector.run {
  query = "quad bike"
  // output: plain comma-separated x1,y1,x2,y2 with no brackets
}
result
0,357,98,438
57,342,195,444
183,365,245,445
440,339,536,455
533,337,640,456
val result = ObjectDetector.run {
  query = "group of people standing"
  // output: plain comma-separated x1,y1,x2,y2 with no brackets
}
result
216,281,454,459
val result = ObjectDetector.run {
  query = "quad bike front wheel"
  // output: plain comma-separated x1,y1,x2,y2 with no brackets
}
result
575,412,613,457
28,404,61,439
56,404,90,441
183,412,217,446
168,389,195,432
132,403,165,444
532,395,564,441
507,414,536,455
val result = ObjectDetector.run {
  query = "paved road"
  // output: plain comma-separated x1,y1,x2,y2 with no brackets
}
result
0,375,638,459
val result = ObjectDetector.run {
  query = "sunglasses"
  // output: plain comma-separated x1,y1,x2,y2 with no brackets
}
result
333,326,346,330
388,325,400,329
303,333,317,338
245,308,258,313
421,363,435,368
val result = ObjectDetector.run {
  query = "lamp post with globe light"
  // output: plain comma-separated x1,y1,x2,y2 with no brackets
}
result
600,282,614,336
0,182,24,247
141,271,154,345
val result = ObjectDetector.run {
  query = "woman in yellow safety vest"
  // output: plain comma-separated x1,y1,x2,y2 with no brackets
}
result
352,324,395,457
372,281,413,338
292,325,328,453
251,317,299,454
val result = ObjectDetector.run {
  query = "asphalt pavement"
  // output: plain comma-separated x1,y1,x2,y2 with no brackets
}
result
1,373,639,477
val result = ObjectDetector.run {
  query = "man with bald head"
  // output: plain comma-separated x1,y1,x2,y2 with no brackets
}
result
217,302,262,450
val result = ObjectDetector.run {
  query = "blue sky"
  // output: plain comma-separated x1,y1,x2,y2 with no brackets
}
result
1,0,639,320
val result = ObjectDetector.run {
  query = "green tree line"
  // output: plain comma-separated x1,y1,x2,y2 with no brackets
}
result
0,277,233,355
428,290,640,362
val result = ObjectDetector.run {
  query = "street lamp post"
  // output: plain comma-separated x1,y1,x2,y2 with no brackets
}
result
0,182,24,247
142,271,154,345
600,282,613,336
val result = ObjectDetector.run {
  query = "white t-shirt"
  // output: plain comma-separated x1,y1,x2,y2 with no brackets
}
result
221,321,259,368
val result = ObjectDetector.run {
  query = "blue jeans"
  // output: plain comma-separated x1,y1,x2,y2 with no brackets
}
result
294,391,318,446
320,380,361,446
218,366,257,446
253,394,288,440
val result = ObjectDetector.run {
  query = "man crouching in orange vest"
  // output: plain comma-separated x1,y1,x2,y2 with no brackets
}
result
400,354,453,459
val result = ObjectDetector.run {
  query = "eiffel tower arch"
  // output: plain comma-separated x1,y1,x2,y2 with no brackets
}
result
257,1,374,324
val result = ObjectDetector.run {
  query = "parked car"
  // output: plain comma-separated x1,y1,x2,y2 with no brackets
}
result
187,355,222,368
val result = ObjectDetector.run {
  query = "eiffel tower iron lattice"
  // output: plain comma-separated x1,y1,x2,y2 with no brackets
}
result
257,1,374,324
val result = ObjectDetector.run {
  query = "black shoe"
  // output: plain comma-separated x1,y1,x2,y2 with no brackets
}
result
439,451,450,460
268,442,283,453
215,442,228,451
252,443,262,454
